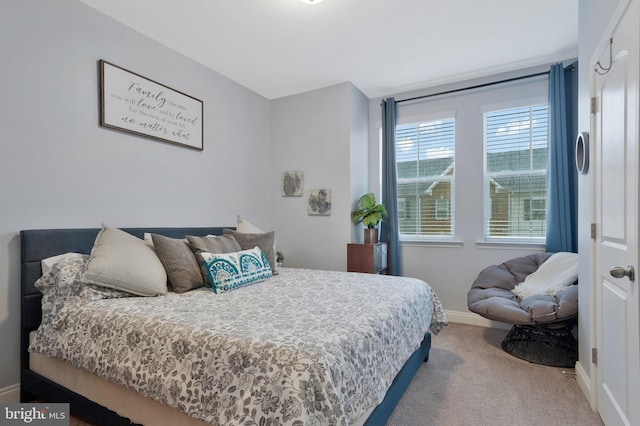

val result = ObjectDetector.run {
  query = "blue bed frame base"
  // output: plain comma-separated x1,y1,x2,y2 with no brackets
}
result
20,227,431,426
364,333,431,425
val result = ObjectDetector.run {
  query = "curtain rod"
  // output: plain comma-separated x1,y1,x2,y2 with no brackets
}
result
396,70,550,104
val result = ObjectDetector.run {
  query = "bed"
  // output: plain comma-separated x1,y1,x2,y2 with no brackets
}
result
20,226,446,425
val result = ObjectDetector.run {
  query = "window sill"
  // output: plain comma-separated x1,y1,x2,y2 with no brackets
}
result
475,240,545,250
400,239,464,248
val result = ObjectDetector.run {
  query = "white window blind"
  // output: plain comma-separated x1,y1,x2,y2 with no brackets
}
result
484,104,548,239
396,118,455,238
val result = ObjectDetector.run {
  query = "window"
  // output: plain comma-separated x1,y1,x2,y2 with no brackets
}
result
396,117,455,238
484,104,548,239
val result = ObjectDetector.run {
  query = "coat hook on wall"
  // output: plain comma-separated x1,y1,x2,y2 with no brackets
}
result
595,38,613,75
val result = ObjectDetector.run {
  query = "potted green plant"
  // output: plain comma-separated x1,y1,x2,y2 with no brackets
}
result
351,193,388,244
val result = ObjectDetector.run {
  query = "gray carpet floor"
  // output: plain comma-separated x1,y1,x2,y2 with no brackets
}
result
387,323,604,426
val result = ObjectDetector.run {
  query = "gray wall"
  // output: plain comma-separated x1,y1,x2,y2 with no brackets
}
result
271,82,369,271
0,0,271,390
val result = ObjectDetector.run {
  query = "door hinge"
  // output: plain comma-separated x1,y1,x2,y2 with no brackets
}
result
591,223,597,239
591,97,598,114
592,347,598,365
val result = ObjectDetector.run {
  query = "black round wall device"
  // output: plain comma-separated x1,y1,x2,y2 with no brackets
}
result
575,132,589,174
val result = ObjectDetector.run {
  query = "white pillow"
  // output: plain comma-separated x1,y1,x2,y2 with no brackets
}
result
83,226,167,296
237,215,265,234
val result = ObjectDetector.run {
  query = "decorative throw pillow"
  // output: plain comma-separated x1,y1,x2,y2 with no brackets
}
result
199,247,273,293
224,229,278,274
186,234,242,286
151,234,203,293
83,226,167,297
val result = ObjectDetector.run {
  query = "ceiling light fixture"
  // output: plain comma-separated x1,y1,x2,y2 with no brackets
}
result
301,0,323,4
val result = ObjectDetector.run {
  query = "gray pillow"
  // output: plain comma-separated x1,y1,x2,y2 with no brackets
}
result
186,234,242,286
151,234,203,293
223,229,278,274
187,234,242,253
83,226,167,296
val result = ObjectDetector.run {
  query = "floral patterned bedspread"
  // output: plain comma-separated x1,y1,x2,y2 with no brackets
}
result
30,255,447,426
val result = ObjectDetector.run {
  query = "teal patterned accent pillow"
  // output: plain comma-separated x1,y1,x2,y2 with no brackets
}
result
199,247,273,293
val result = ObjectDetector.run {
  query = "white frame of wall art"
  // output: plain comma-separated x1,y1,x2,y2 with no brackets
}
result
308,189,331,215
281,170,304,196
99,60,204,150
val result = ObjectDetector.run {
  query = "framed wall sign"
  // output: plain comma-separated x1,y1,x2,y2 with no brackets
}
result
99,60,204,150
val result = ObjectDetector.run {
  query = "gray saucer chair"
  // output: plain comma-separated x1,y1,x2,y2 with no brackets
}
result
467,253,578,367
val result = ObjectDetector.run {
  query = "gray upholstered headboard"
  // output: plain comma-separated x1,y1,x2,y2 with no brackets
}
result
20,227,231,377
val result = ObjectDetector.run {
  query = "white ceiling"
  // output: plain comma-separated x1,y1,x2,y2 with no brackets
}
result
80,0,578,100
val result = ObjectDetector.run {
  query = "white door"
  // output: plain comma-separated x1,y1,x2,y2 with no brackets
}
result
593,1,640,425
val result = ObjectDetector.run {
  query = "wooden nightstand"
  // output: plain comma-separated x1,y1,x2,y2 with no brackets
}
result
347,242,388,274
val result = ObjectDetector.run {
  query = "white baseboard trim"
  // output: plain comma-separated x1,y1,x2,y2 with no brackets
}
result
445,310,512,330
575,361,597,410
0,383,20,403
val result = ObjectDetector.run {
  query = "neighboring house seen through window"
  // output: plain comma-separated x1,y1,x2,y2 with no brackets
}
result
395,118,455,239
484,104,549,239
435,199,450,220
